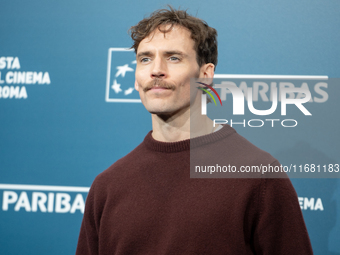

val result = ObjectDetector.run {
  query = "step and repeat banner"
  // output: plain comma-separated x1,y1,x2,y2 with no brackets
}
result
1,0,339,254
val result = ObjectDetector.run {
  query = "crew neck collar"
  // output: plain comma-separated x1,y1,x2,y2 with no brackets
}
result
143,125,236,153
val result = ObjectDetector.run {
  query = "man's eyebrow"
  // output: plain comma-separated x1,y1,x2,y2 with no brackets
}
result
164,51,186,57
137,51,187,59
136,51,153,59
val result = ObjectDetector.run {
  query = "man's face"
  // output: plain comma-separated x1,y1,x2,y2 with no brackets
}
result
135,25,205,116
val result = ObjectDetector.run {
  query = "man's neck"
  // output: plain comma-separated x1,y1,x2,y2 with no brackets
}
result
151,107,214,143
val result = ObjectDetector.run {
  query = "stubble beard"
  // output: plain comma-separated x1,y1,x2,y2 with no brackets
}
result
139,78,182,118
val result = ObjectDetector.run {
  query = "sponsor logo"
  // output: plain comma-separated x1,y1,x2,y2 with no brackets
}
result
198,74,329,128
0,184,324,214
0,56,51,99
1,184,324,213
298,197,324,211
0,184,88,214
105,48,140,103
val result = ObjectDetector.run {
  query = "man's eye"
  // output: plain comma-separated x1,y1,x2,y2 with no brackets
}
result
169,56,180,61
140,58,150,63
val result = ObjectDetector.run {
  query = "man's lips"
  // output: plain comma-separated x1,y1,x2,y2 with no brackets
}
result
149,86,169,90
145,86,172,94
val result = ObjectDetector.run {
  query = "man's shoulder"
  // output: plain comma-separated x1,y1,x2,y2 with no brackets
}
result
205,127,278,165
230,131,276,162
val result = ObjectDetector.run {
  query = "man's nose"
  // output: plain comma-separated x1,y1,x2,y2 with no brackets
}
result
151,57,167,79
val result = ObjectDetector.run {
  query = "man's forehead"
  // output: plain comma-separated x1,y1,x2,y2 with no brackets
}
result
137,25,194,51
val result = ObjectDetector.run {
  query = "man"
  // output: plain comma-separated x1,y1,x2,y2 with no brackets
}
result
76,6,313,254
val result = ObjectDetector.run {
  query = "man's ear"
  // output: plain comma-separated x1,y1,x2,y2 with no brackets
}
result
134,80,139,91
199,63,215,86
200,63,215,78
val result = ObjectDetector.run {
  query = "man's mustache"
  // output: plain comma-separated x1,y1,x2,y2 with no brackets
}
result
143,79,176,92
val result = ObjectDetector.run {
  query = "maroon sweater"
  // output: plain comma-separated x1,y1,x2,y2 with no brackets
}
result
76,125,313,254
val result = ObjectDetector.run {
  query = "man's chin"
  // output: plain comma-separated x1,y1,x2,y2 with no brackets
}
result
147,108,173,116
144,105,175,118
142,100,190,119
142,100,170,113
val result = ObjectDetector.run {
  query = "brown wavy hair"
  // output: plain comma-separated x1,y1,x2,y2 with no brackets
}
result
129,6,218,69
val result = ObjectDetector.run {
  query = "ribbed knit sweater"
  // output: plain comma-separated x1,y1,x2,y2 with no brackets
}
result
76,125,313,255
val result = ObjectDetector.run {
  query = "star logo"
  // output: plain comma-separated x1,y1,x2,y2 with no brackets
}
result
124,87,134,95
115,64,134,78
111,80,122,94
105,48,141,103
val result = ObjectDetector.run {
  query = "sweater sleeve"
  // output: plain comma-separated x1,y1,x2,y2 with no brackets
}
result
76,179,100,255
253,160,313,255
